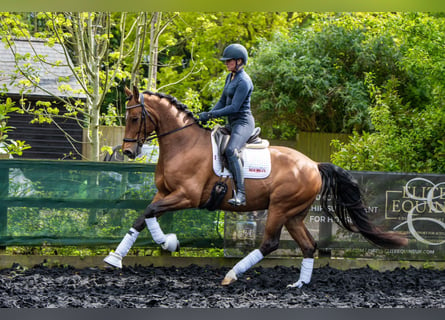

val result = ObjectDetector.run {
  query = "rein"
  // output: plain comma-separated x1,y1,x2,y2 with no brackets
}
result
123,92,196,145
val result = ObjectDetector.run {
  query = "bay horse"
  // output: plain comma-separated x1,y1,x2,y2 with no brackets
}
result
104,86,408,288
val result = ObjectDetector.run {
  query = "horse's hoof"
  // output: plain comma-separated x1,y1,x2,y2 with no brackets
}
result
221,277,236,286
287,280,305,288
103,252,122,268
221,269,237,285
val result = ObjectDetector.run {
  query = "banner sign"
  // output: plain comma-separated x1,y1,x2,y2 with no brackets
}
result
224,171,445,260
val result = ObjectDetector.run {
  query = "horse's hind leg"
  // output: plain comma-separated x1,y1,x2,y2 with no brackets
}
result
284,213,317,288
221,208,285,285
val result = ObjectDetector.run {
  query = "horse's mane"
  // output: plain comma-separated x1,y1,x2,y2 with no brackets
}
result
143,90,210,131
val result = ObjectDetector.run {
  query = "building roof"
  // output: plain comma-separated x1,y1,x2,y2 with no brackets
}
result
0,38,86,99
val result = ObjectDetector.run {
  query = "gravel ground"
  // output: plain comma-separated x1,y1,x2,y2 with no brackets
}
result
0,263,444,308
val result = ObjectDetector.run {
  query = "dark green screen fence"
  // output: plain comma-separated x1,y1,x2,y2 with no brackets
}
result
0,159,223,248
2,159,444,261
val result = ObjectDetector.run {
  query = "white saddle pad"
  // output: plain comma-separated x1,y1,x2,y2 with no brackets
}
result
211,130,271,179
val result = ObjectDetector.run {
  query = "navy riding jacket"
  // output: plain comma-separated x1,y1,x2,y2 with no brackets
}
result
210,69,254,125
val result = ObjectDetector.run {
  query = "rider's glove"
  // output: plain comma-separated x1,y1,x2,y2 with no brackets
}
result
198,112,212,122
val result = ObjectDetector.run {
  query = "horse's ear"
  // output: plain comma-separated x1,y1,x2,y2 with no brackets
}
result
132,85,139,98
124,87,132,97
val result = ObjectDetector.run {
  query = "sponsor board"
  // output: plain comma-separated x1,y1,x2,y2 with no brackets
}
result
224,171,445,260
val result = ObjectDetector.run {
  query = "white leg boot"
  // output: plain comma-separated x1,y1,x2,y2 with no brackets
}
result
222,249,264,285
104,228,140,268
287,258,314,288
145,217,179,252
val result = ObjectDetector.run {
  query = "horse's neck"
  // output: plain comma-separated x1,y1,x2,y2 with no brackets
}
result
157,121,210,158
149,96,211,160
155,101,191,135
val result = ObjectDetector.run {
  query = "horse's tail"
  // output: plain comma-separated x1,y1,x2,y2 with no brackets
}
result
317,163,408,249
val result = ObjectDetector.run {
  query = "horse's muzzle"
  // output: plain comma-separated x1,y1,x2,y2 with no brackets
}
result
123,148,136,159
122,142,139,159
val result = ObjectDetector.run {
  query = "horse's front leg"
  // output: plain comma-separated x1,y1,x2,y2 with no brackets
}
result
104,190,193,268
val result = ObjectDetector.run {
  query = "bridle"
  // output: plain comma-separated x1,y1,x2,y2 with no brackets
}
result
123,92,195,146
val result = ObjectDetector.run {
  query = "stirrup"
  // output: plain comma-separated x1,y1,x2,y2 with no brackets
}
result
228,191,246,206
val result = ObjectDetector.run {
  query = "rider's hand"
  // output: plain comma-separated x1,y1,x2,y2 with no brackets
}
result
198,112,211,122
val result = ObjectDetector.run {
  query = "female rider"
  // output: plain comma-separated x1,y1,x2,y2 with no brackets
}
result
198,43,255,207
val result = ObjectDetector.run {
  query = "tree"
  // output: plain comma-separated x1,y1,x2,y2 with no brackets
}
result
331,75,445,173
330,13,445,173
249,13,413,138
152,12,298,106
1,12,299,160
0,98,30,156
0,12,148,160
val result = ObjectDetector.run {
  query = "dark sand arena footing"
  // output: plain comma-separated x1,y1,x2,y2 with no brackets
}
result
0,256,444,308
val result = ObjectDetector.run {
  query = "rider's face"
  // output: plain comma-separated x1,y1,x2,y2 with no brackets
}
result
225,59,242,72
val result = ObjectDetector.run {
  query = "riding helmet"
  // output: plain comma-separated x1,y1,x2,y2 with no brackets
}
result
220,44,248,65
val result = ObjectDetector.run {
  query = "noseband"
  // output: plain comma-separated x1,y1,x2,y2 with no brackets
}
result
123,92,195,146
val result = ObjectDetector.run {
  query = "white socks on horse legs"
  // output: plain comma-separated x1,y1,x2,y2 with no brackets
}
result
232,249,264,277
115,227,140,257
288,257,314,288
145,217,167,244
111,217,168,258
299,257,314,283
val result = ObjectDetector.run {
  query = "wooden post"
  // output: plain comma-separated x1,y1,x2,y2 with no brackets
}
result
318,218,332,258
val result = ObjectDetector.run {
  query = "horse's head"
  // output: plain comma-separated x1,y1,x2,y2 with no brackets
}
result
122,86,157,159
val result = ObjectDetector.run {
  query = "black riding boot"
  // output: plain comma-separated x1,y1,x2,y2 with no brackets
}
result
227,151,246,206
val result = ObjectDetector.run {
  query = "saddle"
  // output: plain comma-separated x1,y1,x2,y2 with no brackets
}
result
202,126,270,211
213,125,269,171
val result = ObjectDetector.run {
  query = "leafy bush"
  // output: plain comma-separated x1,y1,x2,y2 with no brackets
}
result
0,98,30,156
249,13,445,150
331,76,445,173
